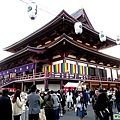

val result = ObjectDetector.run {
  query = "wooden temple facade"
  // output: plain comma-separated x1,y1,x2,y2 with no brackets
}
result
0,9,120,91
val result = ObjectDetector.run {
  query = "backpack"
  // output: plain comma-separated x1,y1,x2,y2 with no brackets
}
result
44,95,54,109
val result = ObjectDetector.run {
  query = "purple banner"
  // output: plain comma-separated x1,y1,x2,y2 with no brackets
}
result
0,63,35,76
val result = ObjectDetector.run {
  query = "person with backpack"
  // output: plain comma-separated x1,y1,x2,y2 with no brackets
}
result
44,91,54,120
51,90,60,120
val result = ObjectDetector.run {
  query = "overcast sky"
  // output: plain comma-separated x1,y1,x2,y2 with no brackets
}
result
0,0,120,61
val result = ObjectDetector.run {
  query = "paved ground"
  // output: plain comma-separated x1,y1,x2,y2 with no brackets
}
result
18,104,117,120
60,104,117,120
60,104,94,120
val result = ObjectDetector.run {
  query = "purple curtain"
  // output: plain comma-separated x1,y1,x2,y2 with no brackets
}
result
0,63,35,76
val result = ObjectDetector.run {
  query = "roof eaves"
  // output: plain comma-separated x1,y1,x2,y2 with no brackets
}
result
0,46,28,64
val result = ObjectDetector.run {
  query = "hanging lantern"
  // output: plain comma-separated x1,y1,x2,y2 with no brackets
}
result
74,21,83,34
99,31,106,42
27,1,37,20
116,36,120,45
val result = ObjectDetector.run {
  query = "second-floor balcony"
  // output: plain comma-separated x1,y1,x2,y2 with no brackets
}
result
0,72,120,87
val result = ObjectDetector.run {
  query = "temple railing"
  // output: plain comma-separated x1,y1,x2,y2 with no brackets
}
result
0,72,120,87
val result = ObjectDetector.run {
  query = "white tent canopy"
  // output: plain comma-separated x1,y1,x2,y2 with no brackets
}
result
64,82,86,90
64,82,78,88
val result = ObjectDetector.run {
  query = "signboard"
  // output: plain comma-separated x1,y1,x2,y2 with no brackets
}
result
113,114,120,119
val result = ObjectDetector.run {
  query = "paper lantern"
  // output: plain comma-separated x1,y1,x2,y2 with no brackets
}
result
116,36,120,45
74,22,83,34
99,31,106,42
27,2,37,20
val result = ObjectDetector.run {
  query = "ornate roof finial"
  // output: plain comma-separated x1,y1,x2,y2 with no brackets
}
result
81,5,84,9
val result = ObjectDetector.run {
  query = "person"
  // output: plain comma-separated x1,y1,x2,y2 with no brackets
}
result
37,91,46,120
82,89,90,116
56,90,63,117
95,89,109,120
66,88,73,111
72,87,78,110
108,95,113,120
61,92,66,115
26,85,41,120
76,92,85,120
44,91,54,120
114,87,120,114
39,92,46,120
12,89,25,120
0,88,12,120
92,89,100,120
51,90,60,120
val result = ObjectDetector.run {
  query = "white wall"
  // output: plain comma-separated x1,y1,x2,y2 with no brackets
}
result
88,64,96,68
118,70,120,75
78,62,87,66
97,66,104,69
48,84,60,91
36,84,44,91
52,60,63,65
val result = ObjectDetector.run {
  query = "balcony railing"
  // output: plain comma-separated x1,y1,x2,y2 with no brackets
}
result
0,72,120,87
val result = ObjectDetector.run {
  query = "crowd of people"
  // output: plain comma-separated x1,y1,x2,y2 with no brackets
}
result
0,85,120,120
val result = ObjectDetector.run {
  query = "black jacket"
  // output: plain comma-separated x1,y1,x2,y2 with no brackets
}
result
95,92,108,111
115,90,120,103
0,95,12,120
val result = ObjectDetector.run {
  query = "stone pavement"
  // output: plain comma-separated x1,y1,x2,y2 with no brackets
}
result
60,104,117,120
18,104,117,120
60,104,94,120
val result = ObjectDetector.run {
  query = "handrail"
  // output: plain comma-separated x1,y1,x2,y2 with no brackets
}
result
0,72,120,87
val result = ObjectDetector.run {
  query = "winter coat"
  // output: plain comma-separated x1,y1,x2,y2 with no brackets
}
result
12,97,24,116
66,92,73,103
0,95,12,120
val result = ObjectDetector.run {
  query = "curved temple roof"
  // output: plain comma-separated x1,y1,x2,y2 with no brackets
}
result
0,33,120,69
3,9,117,52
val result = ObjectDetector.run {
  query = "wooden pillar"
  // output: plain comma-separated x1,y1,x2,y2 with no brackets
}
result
33,80,35,85
13,83,15,88
110,68,113,80
33,62,37,76
63,52,66,63
116,69,119,79
60,80,63,89
89,82,91,89
44,79,48,90
21,82,24,91
108,83,110,88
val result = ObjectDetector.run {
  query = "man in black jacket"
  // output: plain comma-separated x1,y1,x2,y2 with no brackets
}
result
95,89,109,120
0,89,12,120
92,89,100,120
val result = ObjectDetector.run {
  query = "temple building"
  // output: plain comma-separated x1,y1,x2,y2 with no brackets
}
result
0,9,120,91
